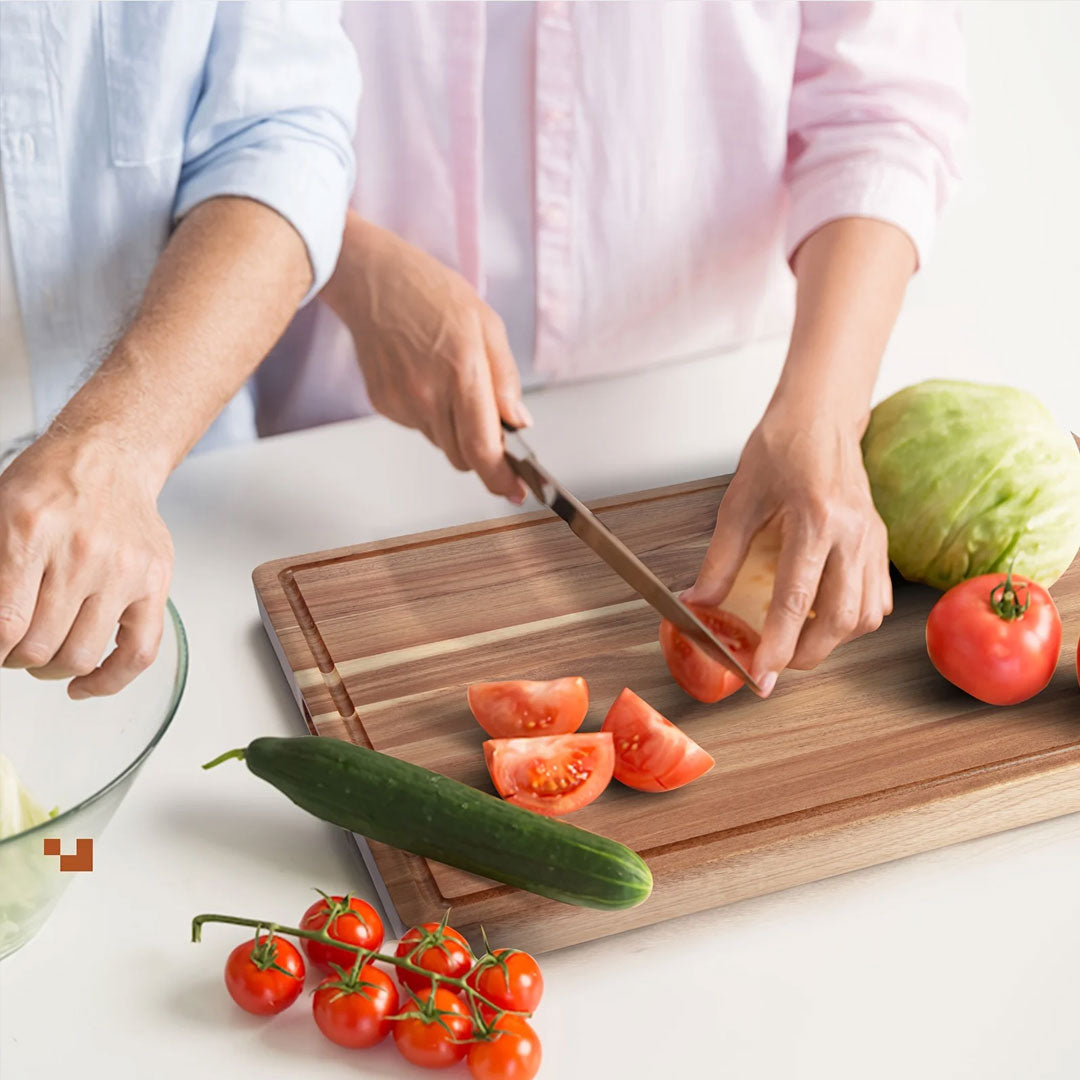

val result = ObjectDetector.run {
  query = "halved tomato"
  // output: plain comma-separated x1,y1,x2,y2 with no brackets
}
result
602,688,714,792
467,677,589,737
659,605,759,704
483,733,614,816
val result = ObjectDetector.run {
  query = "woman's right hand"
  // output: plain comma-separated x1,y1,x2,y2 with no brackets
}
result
322,212,530,502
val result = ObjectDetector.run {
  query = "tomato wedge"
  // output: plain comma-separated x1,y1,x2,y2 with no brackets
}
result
467,677,589,737
483,733,614,816
659,604,759,704
602,688,715,792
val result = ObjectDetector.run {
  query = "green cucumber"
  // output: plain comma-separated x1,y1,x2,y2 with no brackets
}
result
206,736,652,911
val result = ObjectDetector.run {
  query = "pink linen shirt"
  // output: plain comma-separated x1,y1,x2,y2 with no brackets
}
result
255,0,967,435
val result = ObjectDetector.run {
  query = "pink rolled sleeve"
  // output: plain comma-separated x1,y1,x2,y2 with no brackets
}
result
785,1,969,267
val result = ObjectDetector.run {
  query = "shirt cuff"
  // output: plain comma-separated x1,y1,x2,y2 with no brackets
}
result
785,158,940,271
173,139,351,305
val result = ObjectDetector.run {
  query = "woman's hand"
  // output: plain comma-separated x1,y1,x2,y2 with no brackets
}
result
322,213,529,503
0,433,174,698
685,403,891,696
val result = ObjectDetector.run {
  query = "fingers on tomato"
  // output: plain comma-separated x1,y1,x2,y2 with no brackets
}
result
312,964,398,1048
394,922,474,994
925,573,1062,705
224,933,305,1016
299,894,384,973
466,948,544,1014
483,733,614,816
393,986,473,1069
467,677,589,737
659,604,759,704
467,1013,542,1080
602,688,714,792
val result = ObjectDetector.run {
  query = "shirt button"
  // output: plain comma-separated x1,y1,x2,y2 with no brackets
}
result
16,133,36,163
541,106,569,129
540,203,568,229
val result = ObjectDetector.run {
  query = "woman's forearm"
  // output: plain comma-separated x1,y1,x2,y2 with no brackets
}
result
48,196,312,488
771,217,918,428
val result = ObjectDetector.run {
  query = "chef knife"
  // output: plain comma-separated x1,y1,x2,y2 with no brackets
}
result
502,422,763,696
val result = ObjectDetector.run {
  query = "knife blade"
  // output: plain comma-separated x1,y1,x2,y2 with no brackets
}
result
502,422,762,696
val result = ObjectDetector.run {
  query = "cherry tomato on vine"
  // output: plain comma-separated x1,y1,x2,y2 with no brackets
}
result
395,921,473,993
224,933,305,1016
312,963,399,1049
468,1013,542,1080
393,986,473,1069
926,571,1061,705
299,893,384,973
466,948,544,1014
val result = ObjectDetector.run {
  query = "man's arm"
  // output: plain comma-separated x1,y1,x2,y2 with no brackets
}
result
0,196,311,695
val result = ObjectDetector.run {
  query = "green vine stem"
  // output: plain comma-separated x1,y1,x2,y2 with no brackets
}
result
989,564,1031,621
192,910,526,1039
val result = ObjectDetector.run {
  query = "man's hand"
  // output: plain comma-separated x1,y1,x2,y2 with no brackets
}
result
686,404,891,695
322,213,529,503
0,433,173,697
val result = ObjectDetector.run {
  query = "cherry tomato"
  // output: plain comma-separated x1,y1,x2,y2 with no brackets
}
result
602,688,714,792
483,733,614,816
312,963,399,1049
299,893,384,973
467,677,589,738
393,986,472,1069
659,603,759,703
395,921,474,994
466,948,544,1014
224,933,305,1016
926,572,1062,705
468,1014,542,1080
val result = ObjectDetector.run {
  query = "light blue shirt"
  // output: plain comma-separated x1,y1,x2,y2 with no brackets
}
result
0,1,359,451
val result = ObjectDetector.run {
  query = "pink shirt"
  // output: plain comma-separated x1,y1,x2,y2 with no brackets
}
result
256,1,967,435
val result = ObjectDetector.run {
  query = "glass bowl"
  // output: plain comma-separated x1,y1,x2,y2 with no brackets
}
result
0,600,188,960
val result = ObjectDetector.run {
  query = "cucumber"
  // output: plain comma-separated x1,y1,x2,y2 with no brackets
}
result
207,736,652,911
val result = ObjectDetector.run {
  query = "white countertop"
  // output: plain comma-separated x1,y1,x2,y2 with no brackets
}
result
2,329,1078,1080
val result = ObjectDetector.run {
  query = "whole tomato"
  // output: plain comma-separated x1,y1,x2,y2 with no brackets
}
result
466,948,544,1014
395,920,473,994
299,893,384,973
312,964,399,1049
926,571,1062,705
468,1013,542,1080
224,933,305,1016
393,986,473,1068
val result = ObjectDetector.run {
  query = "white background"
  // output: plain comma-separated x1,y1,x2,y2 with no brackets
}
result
2,5,1079,1080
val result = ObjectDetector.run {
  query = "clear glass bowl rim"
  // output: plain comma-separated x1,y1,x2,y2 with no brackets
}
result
0,598,189,848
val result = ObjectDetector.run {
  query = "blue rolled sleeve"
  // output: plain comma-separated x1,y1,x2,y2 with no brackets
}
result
172,1,360,302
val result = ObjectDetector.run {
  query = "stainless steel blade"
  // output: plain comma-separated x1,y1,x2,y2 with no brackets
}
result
503,424,762,695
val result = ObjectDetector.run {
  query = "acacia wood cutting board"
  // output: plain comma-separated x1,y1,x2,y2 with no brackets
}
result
253,475,1080,954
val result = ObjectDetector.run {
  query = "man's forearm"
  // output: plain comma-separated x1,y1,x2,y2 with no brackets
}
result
771,217,918,428
48,196,312,486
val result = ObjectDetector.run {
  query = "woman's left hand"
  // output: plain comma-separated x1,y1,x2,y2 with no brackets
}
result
684,400,892,697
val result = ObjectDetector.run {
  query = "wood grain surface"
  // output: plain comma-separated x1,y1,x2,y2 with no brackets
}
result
254,476,1080,954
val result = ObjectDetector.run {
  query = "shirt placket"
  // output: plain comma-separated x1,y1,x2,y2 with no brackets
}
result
532,0,574,378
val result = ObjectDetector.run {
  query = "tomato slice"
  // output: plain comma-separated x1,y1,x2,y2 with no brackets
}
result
483,733,614,816
659,604,759,704
602,688,715,792
467,677,589,737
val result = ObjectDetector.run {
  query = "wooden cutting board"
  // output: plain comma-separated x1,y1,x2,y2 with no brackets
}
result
253,475,1080,954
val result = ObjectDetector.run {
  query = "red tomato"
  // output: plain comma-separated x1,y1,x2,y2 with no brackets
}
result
224,933,305,1016
602,688,715,792
467,1014,542,1080
466,948,544,1014
312,964,398,1049
926,572,1062,705
659,603,759,703
299,894,384,973
393,987,472,1069
483,733,614,816
467,677,589,737
395,922,474,994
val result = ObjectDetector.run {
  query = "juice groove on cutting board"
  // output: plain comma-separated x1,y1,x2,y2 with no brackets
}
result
254,475,1080,954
